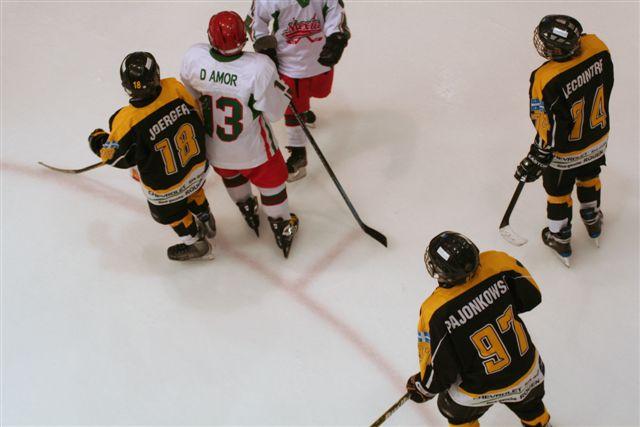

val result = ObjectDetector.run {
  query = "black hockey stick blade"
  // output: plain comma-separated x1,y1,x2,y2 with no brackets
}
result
499,181,528,246
287,101,388,247
370,393,410,427
38,160,105,174
362,223,388,247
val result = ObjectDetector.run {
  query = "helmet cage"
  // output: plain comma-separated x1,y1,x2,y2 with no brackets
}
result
424,232,480,287
533,15,582,61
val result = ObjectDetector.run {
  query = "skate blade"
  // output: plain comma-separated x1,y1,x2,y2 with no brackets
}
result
552,251,571,268
200,240,215,260
287,167,307,182
499,225,528,246
592,237,600,248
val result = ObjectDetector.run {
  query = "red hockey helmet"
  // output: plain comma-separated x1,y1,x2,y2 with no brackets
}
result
208,11,247,56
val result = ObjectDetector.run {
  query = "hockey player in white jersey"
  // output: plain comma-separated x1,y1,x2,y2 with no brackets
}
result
181,11,299,258
246,0,350,181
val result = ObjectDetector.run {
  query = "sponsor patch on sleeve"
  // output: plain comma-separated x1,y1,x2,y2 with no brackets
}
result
530,98,545,111
418,331,431,343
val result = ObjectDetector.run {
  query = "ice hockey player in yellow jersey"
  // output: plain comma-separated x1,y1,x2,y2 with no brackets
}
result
406,232,551,427
514,15,614,266
88,52,215,261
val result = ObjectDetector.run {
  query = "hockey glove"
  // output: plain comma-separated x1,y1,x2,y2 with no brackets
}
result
515,144,553,183
253,35,279,69
99,143,117,164
88,128,109,156
406,373,436,403
318,33,349,67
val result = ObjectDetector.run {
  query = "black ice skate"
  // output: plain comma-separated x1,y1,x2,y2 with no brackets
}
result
286,146,307,182
541,226,572,267
580,208,603,247
305,110,317,128
196,210,217,239
167,237,212,261
236,196,260,236
268,214,299,258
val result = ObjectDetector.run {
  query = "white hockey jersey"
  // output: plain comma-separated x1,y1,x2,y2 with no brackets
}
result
180,44,289,170
246,0,349,79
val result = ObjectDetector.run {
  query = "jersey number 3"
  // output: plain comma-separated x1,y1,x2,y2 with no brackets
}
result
569,84,607,141
201,95,243,142
470,305,530,375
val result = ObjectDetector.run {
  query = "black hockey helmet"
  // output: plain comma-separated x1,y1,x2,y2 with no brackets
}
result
533,15,583,61
120,51,161,100
424,231,480,288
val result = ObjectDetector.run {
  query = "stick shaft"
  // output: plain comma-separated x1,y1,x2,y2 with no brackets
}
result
370,393,410,427
287,102,387,247
499,182,525,228
38,161,105,174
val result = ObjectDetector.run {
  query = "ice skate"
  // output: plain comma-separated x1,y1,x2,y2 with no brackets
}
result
304,110,317,128
541,227,571,267
286,147,307,182
580,208,602,247
167,237,213,261
236,196,260,236
268,214,299,258
196,210,217,239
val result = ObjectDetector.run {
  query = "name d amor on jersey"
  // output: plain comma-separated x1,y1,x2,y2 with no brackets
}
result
199,68,238,87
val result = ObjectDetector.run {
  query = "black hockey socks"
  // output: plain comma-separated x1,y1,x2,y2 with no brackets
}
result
546,194,572,234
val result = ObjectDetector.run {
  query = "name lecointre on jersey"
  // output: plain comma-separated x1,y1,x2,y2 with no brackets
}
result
562,58,604,98
444,279,509,333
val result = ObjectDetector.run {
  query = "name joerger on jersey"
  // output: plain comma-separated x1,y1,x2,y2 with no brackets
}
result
180,44,290,170
246,0,350,78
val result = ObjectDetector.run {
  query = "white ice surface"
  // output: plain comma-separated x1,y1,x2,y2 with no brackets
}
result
1,2,638,426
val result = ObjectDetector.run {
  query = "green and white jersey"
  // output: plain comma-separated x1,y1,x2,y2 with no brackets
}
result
181,44,289,169
246,0,350,78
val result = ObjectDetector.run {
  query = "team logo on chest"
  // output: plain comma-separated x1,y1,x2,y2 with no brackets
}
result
283,15,323,44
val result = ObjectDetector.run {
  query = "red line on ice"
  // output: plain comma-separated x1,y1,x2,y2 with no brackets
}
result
2,160,435,423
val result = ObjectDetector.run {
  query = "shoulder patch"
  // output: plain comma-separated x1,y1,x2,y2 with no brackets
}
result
530,98,545,112
418,331,431,343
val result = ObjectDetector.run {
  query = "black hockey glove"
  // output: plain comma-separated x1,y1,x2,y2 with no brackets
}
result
406,373,435,403
88,128,109,156
515,144,553,183
318,32,349,67
253,35,279,69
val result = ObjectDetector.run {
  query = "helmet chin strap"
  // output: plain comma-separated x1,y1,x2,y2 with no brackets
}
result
127,85,162,105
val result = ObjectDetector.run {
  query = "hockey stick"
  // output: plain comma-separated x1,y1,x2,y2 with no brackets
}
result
499,181,528,246
369,393,410,427
287,101,388,247
38,160,105,174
